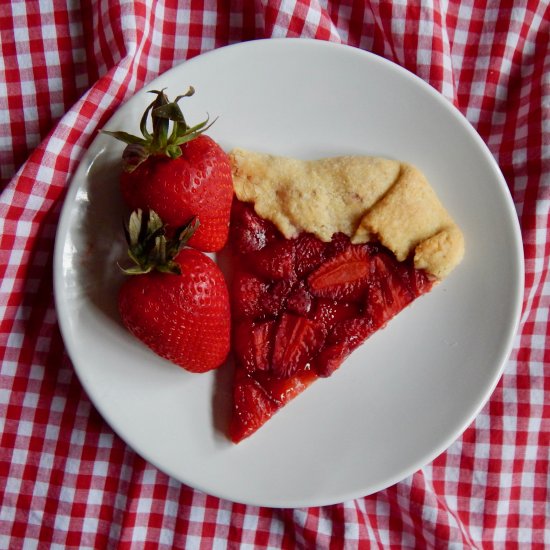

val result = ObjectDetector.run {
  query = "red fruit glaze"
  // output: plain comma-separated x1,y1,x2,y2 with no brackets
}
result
231,271,267,319
256,369,317,405
119,248,230,373
229,200,278,254
308,246,370,300
271,313,325,378
260,279,294,318
233,319,275,373
229,372,276,443
120,135,233,252
365,253,415,329
247,239,296,281
228,200,434,442
294,232,327,277
286,281,313,316
312,299,361,330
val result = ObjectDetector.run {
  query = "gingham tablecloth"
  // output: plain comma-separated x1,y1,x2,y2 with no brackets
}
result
1,1,548,548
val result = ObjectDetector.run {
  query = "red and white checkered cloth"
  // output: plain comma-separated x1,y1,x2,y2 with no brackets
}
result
1,0,548,547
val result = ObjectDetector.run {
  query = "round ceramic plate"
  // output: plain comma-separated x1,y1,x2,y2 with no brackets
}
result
54,39,523,507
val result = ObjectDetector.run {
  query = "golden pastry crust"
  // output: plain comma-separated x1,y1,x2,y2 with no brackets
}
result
229,148,464,279
352,164,464,278
229,148,400,241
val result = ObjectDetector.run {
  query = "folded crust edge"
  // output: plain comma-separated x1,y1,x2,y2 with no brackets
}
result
229,148,464,280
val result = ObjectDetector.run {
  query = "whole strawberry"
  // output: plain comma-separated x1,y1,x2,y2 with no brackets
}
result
118,210,230,373
105,88,233,252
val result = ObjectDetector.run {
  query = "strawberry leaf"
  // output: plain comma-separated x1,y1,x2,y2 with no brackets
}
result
166,144,182,159
148,210,164,233
103,88,216,171
139,102,154,140
175,115,216,140
120,264,154,276
168,217,199,257
150,90,170,150
122,144,150,172
102,130,147,145
127,210,143,245
119,210,198,276
173,86,195,102
152,102,186,123
156,260,182,275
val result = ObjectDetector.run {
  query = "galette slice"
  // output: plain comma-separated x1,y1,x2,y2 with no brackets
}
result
227,149,464,443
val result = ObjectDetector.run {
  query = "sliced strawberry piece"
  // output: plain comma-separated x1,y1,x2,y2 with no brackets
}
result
271,313,326,378
325,232,351,257
230,200,278,254
259,369,318,405
399,262,435,296
307,246,370,300
365,253,415,328
261,279,294,317
286,280,313,316
315,344,349,377
231,271,268,319
327,316,375,347
247,239,296,281
311,299,361,331
233,319,275,372
317,317,375,376
294,232,327,277
229,373,276,443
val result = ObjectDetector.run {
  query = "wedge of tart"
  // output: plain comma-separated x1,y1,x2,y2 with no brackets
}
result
227,148,464,443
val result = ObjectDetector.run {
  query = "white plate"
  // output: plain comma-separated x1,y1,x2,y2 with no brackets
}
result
54,39,523,507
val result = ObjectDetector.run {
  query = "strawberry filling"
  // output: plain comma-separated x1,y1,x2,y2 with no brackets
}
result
228,200,434,442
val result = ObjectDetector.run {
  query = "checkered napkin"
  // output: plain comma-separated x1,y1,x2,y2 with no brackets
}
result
1,1,548,547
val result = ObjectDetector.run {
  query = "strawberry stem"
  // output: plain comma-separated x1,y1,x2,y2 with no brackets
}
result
103,87,216,172
120,209,199,275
